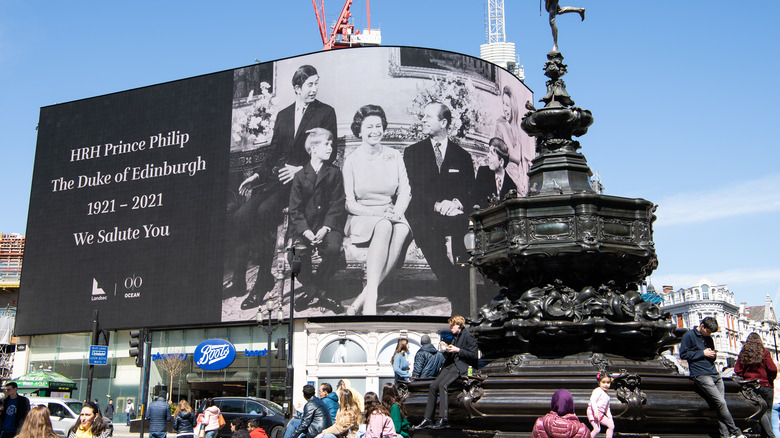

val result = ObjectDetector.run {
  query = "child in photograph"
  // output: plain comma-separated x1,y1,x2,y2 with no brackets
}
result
288,128,347,313
474,137,517,206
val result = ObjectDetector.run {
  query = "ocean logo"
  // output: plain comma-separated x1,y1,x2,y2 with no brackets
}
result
193,339,236,370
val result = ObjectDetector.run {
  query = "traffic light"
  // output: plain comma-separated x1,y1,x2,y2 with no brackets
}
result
274,338,286,360
129,329,145,368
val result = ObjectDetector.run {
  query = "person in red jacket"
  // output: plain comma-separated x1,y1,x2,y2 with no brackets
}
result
532,389,590,438
735,332,778,438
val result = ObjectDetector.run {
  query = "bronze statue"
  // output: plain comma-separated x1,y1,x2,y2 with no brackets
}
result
544,0,585,52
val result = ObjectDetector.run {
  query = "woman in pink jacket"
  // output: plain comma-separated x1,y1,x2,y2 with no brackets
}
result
201,399,222,438
362,392,396,438
532,389,590,438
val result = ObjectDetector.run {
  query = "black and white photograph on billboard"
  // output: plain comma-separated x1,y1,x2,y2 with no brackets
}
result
17,45,532,335
222,46,533,322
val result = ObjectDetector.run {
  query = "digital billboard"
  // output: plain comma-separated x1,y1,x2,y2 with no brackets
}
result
18,46,533,335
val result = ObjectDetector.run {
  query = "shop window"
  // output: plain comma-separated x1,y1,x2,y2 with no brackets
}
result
319,340,366,363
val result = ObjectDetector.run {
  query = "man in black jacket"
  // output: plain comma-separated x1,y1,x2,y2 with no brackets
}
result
414,315,478,430
0,382,30,438
285,385,332,438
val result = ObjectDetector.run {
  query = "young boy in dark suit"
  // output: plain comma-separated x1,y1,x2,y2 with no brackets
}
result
288,128,346,313
474,137,517,206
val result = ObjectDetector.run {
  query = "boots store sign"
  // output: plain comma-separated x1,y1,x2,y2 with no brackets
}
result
194,339,236,370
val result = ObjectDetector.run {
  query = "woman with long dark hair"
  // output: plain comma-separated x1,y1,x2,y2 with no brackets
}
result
362,392,396,438
381,383,409,438
67,402,111,438
201,399,222,438
736,332,777,438
391,339,411,382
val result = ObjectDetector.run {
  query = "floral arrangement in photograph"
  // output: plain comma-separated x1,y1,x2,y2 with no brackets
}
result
231,82,278,149
406,73,488,139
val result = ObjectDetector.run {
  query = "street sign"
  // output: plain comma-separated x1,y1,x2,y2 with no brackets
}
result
89,345,108,365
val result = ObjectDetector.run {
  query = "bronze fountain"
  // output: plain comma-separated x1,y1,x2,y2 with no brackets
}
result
403,5,764,438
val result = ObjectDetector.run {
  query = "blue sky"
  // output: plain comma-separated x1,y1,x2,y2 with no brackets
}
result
2,1,778,306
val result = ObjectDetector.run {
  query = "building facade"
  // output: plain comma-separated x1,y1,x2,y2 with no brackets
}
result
660,279,778,372
12,319,449,420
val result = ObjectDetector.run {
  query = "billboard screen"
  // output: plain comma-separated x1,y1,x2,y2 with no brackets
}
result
18,46,533,335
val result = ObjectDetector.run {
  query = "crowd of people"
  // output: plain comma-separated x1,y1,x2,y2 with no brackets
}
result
4,316,778,438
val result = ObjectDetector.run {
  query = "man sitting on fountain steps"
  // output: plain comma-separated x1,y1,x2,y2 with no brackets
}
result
414,315,478,430
680,316,746,438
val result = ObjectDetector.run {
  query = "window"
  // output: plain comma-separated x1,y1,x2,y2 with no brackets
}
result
218,400,245,413
246,401,265,416
48,402,73,418
318,340,366,363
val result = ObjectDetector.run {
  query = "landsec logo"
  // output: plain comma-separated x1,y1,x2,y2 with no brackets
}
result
194,339,236,370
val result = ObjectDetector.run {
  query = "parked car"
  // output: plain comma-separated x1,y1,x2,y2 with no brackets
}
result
201,397,285,438
28,397,114,437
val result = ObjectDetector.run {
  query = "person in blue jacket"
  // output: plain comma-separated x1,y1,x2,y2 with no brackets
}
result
392,339,411,382
145,392,172,438
412,335,444,379
318,383,339,423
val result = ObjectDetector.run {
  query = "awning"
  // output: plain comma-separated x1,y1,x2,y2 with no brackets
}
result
10,369,77,391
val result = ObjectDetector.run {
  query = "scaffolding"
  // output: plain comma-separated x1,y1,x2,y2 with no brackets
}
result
0,233,24,290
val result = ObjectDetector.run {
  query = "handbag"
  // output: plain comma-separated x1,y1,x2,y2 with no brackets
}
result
218,414,226,428
198,425,206,438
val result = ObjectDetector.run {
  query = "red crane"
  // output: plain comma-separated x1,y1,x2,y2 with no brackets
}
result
312,0,377,50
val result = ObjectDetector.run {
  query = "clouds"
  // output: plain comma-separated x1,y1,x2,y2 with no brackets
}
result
654,174,780,227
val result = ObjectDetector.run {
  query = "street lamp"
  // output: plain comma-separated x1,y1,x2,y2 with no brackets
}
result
285,243,303,417
462,223,477,320
256,300,283,400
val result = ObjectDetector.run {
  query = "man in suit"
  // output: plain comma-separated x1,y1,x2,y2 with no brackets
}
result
474,137,517,206
229,65,338,310
403,102,474,307
414,315,478,430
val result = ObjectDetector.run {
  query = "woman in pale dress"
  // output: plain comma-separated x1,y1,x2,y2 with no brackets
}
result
495,85,534,196
342,104,412,315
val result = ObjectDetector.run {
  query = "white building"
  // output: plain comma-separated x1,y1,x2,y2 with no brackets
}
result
660,279,778,372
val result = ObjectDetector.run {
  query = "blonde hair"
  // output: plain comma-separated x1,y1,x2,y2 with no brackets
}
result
304,128,333,155
335,388,363,432
18,406,56,438
448,315,466,328
174,400,193,417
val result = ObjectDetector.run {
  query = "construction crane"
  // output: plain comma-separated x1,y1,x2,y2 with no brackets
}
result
312,0,381,50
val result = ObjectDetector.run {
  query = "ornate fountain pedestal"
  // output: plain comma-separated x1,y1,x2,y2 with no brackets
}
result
403,51,765,438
